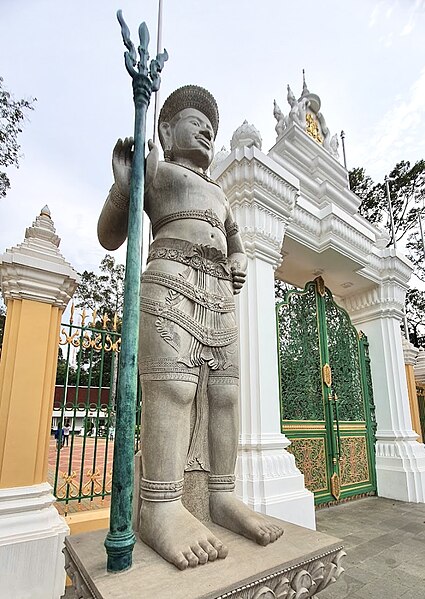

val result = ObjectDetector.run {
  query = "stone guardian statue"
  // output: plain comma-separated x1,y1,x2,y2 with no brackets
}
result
98,85,283,571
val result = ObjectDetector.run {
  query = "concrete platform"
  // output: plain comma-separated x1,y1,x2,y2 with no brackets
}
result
64,518,344,599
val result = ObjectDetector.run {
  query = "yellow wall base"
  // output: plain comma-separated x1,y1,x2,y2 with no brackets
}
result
65,507,110,536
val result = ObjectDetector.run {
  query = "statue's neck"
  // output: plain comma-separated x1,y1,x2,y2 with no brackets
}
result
168,157,206,174
165,159,220,188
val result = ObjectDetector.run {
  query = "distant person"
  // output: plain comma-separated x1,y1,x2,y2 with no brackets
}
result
54,427,62,449
63,422,71,447
109,425,115,441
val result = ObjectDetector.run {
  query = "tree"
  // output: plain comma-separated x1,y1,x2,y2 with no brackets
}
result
405,288,425,349
350,160,425,247
0,77,36,198
56,254,125,392
74,254,125,317
350,160,425,345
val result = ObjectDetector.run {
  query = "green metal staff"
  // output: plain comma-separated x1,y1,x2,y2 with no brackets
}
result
104,10,167,573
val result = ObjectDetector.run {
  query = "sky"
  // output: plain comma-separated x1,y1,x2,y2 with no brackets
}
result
1,0,425,279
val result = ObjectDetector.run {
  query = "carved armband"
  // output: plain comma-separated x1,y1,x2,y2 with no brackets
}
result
109,184,129,211
225,220,239,238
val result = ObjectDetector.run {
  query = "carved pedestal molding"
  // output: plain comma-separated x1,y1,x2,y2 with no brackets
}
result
213,145,315,529
0,483,69,599
343,257,425,502
415,349,425,384
0,208,79,598
63,523,345,599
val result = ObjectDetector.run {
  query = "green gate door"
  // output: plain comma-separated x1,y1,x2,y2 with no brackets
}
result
276,277,377,504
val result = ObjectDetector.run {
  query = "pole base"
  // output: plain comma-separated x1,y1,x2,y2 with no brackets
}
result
104,530,136,573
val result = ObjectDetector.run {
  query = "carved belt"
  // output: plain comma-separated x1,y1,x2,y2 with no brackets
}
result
152,208,226,237
141,271,234,312
140,296,238,347
147,238,232,281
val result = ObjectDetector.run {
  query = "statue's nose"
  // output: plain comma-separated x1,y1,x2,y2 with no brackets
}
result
200,127,212,141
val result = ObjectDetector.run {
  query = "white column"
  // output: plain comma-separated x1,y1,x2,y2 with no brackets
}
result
344,258,425,503
215,146,315,529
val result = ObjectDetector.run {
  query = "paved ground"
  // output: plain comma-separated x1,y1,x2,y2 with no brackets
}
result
316,497,425,599
62,497,425,597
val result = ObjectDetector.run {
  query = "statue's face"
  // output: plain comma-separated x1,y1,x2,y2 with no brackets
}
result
168,108,215,169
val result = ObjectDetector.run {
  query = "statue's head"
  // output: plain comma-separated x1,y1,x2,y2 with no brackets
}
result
158,85,219,171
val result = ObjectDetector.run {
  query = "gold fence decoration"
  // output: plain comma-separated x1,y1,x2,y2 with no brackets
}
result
59,303,121,353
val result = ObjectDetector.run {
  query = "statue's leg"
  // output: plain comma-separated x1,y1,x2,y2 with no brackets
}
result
139,378,228,569
208,381,284,546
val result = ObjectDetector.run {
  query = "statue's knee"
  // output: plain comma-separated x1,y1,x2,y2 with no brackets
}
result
144,380,196,407
209,385,239,409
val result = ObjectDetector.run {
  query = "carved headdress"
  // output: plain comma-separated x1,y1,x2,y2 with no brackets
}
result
159,85,219,139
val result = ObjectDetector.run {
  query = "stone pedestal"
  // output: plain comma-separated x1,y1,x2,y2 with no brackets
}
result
213,144,315,530
0,208,79,598
64,521,345,599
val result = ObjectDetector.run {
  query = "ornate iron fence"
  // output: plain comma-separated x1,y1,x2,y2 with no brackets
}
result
52,305,141,512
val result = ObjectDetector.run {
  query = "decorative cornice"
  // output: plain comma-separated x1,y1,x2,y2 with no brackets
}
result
213,146,299,267
0,208,79,308
269,124,349,194
342,280,409,322
213,146,300,221
402,336,419,366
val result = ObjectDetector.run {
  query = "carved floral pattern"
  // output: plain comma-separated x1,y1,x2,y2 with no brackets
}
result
286,438,328,493
340,436,369,486
64,543,346,599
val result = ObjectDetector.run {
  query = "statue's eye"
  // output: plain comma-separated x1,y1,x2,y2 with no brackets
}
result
191,120,200,127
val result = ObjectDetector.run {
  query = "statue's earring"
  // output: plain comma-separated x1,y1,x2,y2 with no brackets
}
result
164,146,172,161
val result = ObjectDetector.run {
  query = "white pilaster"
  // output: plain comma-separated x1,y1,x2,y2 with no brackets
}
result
0,483,69,599
343,251,425,503
214,145,315,529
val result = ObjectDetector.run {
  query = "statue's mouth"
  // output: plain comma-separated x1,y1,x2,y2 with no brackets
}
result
195,136,212,149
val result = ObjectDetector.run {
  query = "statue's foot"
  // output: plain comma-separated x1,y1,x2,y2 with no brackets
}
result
210,492,283,546
139,500,228,570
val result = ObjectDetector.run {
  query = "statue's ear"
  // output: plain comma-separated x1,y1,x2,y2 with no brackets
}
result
159,122,172,150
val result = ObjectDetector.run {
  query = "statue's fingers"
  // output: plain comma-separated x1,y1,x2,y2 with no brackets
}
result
113,138,123,160
124,137,134,166
232,273,246,284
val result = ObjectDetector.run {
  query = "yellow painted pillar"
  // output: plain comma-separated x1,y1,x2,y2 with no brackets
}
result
402,337,423,443
0,207,78,599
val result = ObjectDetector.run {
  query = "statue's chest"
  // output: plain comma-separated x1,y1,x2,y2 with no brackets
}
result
149,168,227,222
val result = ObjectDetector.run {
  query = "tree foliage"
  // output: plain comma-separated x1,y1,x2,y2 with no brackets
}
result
73,254,125,317
350,160,425,248
405,288,425,349
350,160,425,346
0,77,36,198
56,255,125,387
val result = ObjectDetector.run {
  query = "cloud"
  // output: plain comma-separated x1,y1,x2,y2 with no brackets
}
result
0,155,112,275
358,67,425,178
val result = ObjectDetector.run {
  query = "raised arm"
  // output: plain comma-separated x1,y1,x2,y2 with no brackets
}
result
97,137,133,250
98,138,159,250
